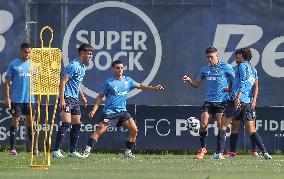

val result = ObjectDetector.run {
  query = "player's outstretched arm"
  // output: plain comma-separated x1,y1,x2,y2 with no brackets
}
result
89,95,104,118
136,84,164,91
183,75,202,88
5,77,11,108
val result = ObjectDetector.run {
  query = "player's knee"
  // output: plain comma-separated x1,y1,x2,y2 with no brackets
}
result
131,127,138,135
246,129,256,135
61,122,71,128
220,120,230,130
96,126,107,137
96,130,104,137
92,132,99,140
200,122,208,130
26,120,33,127
216,124,222,130
220,124,227,131
247,131,254,136
12,122,19,127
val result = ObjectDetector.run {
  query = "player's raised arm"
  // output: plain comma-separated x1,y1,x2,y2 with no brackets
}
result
136,83,164,91
183,74,203,88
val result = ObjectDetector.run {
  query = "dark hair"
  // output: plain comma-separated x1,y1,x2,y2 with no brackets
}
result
20,42,31,50
235,48,252,61
205,47,217,54
112,60,123,68
78,43,94,54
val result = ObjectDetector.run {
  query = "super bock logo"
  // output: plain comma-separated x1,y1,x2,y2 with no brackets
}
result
62,1,162,99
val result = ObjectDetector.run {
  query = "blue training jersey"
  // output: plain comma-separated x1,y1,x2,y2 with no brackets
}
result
198,62,235,102
63,59,86,99
99,76,138,115
231,61,257,103
5,58,35,103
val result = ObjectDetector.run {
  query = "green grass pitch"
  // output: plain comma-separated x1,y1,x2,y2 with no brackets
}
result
0,152,283,179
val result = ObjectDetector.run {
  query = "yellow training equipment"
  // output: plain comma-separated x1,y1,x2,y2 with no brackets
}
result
29,26,62,169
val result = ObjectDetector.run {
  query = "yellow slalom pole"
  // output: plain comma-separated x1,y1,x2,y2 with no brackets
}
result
48,96,59,166
29,25,62,169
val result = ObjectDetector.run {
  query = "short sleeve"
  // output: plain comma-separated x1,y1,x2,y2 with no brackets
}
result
238,63,248,93
64,63,74,78
225,63,235,80
126,77,138,90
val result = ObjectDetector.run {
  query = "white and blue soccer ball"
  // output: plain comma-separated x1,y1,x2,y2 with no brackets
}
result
186,117,200,133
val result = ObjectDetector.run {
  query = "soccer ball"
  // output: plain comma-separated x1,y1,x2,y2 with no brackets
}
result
186,117,200,133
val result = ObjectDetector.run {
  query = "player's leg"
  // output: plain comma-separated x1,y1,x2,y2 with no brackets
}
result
245,121,271,159
213,101,234,160
244,106,272,160
213,115,231,159
10,117,20,155
68,99,83,158
250,119,259,157
196,109,212,160
227,120,240,157
121,113,138,159
68,114,82,158
83,121,108,158
215,102,226,130
199,112,211,148
9,103,22,155
52,99,72,157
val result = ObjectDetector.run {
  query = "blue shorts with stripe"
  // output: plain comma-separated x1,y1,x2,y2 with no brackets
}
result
60,97,81,115
201,101,226,115
224,100,256,121
10,103,36,117
99,112,131,127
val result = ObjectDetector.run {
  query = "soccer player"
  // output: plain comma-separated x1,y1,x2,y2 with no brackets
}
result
52,43,93,158
213,48,272,160
226,63,259,157
183,47,235,160
5,42,35,156
82,60,164,158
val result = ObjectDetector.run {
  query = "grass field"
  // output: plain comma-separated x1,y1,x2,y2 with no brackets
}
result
0,152,283,179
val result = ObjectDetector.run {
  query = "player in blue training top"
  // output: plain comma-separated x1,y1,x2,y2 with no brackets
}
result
82,60,164,158
5,42,36,156
183,47,235,160
226,58,259,157
52,43,94,158
213,48,272,160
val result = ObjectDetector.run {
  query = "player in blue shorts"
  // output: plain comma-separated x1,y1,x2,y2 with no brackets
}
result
52,43,93,158
183,47,235,160
226,59,259,157
213,48,272,160
5,42,36,156
82,60,164,159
